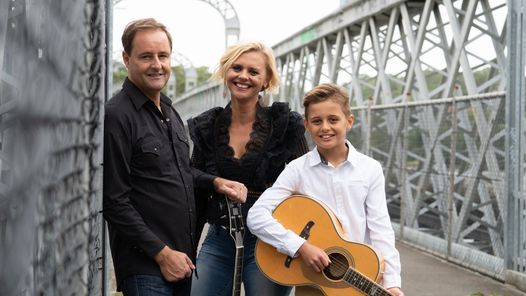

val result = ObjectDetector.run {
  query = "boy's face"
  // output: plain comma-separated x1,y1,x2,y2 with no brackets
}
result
304,99,354,155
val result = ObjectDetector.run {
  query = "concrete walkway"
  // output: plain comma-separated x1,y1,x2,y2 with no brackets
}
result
397,241,525,296
111,231,526,296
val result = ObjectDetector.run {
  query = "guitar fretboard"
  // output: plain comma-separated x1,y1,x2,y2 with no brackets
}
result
226,197,245,296
344,268,392,296
232,245,244,296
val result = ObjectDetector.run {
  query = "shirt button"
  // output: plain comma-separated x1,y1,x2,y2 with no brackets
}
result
166,118,170,122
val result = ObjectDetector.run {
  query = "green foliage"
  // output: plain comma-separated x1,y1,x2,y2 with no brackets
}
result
172,65,185,96
196,66,212,85
112,62,127,85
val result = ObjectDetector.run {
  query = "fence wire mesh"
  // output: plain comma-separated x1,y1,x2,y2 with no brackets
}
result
350,92,510,278
0,0,105,295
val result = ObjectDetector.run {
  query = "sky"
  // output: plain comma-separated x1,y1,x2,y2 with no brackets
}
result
112,0,341,70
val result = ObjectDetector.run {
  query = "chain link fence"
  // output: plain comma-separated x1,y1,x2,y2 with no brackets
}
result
350,91,512,279
0,0,105,295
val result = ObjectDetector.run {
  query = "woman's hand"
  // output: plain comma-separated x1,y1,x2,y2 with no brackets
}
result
213,177,247,203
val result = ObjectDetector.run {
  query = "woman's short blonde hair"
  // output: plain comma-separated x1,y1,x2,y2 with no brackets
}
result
211,41,280,94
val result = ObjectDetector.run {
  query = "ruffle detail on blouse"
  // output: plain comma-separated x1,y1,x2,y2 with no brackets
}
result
187,101,304,189
254,102,305,186
187,107,224,175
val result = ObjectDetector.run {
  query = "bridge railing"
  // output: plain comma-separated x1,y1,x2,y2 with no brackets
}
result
350,91,508,279
172,0,526,286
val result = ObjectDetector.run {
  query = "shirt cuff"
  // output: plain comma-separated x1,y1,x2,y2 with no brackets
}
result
196,173,216,191
277,231,306,257
382,274,401,290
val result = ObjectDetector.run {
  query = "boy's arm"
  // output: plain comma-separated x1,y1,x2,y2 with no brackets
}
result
365,161,402,289
246,164,306,257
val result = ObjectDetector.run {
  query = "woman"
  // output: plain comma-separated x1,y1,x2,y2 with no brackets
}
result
188,41,308,296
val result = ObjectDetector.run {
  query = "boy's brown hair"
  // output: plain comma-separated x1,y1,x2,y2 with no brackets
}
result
303,83,351,118
121,18,172,54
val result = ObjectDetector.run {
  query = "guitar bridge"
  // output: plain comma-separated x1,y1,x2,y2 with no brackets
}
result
284,220,314,267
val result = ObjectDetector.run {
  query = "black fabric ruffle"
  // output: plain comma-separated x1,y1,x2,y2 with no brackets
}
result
187,101,305,225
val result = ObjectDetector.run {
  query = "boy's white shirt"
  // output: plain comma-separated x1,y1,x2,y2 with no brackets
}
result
246,140,402,289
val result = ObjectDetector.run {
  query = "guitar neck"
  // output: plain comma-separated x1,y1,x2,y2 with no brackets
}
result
344,268,392,296
225,197,245,296
232,243,244,296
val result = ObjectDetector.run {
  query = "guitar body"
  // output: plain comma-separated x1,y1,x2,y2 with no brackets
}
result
255,195,388,296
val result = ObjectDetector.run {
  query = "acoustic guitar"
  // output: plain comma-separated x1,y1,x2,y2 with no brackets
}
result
254,195,393,296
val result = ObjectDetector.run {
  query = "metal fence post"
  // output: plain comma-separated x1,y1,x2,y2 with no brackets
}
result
447,85,459,258
505,0,526,287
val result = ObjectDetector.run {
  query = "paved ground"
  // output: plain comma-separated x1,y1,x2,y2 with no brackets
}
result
112,231,526,295
397,241,525,296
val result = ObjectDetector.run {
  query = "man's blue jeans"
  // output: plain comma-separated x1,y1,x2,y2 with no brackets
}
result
191,224,292,296
121,274,191,296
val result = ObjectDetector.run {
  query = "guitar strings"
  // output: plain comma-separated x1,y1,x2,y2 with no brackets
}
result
326,254,373,281
326,254,349,271
326,254,386,292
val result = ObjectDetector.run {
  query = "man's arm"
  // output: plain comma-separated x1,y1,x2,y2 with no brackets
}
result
102,111,165,257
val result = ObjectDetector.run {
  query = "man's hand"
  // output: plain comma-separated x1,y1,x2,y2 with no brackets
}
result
387,287,404,296
297,241,331,273
153,246,195,282
213,177,247,203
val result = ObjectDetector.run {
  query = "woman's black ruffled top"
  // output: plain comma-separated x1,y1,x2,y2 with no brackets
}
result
187,101,308,230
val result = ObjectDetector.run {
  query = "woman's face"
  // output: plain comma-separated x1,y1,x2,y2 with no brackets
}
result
225,51,268,102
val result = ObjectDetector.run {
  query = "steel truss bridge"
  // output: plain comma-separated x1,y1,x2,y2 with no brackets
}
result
1,0,525,295
176,0,526,287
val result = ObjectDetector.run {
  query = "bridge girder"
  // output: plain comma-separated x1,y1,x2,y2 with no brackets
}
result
175,0,526,282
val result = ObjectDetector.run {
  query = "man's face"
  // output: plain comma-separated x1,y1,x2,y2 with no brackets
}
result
123,29,171,99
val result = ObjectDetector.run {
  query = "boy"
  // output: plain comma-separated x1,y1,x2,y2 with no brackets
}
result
246,83,404,296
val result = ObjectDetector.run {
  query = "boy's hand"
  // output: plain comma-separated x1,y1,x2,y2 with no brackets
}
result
387,287,404,296
297,241,331,273
213,177,247,203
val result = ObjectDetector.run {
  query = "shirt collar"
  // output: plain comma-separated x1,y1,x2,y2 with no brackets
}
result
123,78,172,111
307,140,358,167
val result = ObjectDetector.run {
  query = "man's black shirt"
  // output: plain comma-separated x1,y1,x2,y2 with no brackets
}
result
103,78,214,288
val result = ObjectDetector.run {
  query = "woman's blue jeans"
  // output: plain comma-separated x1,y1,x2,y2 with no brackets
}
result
191,224,292,296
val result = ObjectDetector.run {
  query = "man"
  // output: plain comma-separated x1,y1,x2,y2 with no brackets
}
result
103,18,247,296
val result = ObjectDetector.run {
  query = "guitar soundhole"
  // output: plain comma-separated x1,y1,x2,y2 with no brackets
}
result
323,252,349,280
